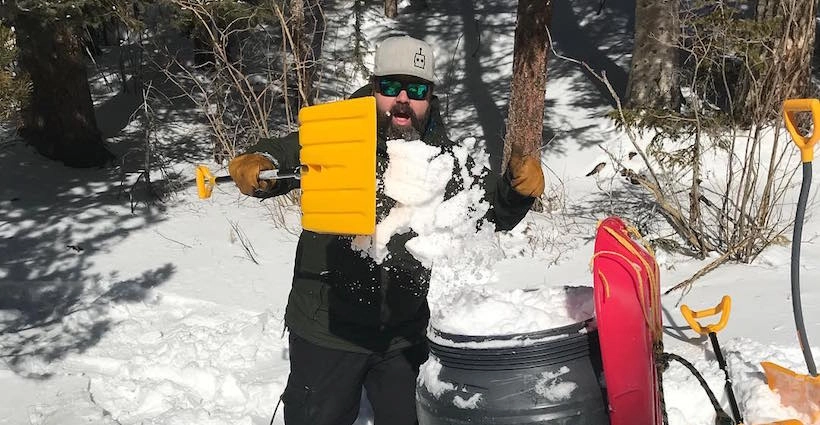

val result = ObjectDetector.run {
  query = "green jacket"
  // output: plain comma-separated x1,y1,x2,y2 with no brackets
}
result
243,85,535,353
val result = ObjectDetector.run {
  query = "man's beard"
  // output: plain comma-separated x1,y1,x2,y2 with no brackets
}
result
378,103,428,141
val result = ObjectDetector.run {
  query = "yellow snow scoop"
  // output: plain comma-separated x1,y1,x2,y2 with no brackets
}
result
196,97,377,235
757,98,820,425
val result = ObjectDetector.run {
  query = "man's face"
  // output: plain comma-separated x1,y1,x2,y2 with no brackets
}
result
374,76,432,141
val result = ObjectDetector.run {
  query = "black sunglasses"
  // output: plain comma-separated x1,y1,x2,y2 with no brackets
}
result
376,78,431,100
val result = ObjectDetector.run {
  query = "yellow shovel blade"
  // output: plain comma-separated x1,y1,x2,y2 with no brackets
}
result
761,361,820,424
298,97,377,235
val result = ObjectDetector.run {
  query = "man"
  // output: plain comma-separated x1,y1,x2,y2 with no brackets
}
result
228,35,544,425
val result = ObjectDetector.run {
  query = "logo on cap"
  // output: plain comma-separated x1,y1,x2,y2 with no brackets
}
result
413,48,426,70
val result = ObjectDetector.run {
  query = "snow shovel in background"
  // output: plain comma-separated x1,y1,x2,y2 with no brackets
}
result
758,98,820,425
196,97,377,236
679,297,807,425
681,296,744,424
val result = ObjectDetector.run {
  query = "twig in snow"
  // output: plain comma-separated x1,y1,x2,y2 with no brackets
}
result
228,219,260,264
664,237,750,301
153,230,193,249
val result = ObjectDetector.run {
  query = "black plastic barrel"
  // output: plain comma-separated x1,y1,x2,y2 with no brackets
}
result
416,320,608,425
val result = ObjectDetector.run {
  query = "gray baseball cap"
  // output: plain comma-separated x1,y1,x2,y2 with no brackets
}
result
373,36,436,83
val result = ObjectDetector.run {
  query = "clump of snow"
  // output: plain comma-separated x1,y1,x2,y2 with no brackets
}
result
430,286,594,336
453,393,482,409
534,366,578,402
417,356,455,398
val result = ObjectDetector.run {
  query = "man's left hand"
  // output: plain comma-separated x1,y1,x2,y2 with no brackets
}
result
509,154,545,198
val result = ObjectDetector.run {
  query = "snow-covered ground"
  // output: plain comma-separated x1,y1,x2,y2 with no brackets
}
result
1,1,818,424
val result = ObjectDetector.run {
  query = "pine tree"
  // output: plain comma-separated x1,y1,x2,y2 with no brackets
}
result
0,0,117,167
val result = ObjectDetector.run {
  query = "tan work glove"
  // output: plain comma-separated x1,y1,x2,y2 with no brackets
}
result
509,153,545,197
228,153,277,196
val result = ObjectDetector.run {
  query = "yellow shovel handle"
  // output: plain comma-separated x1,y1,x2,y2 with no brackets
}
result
681,295,732,335
783,98,820,163
196,165,217,199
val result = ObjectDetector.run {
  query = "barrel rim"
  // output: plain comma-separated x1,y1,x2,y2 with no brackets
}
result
429,318,594,344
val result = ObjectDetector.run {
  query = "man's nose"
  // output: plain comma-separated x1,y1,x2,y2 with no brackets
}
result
395,89,410,102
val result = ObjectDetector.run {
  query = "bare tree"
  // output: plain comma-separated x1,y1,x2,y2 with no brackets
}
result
503,0,553,170
596,0,811,282
625,0,680,110
733,0,819,119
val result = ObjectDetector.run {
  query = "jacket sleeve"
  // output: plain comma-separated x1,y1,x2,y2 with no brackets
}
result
242,132,301,197
485,171,535,231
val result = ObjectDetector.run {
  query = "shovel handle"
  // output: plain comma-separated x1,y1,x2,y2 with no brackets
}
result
783,98,820,163
259,166,303,180
195,165,301,200
681,295,732,335
196,165,217,199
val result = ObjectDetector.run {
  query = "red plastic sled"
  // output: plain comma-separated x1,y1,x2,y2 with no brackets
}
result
592,217,663,425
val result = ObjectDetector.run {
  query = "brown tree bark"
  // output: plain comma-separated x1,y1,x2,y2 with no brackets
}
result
289,0,325,107
15,14,113,168
625,0,680,110
747,0,818,114
385,0,398,18
503,0,553,170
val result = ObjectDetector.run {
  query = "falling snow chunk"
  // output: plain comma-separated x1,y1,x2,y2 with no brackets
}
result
351,140,489,268
383,139,451,206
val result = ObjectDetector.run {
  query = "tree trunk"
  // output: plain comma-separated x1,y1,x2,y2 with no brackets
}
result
15,14,113,168
385,0,398,18
759,0,817,107
289,0,325,107
625,0,680,110
305,0,325,103
503,0,552,170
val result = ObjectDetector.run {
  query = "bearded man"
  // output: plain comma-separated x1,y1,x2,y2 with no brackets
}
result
228,35,544,425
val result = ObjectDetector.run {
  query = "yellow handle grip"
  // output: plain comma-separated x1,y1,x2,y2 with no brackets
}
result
196,165,217,199
680,295,732,335
783,98,820,163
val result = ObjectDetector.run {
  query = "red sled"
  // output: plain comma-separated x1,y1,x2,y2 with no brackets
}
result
592,217,663,425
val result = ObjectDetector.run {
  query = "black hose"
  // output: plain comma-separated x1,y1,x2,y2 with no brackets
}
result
792,162,817,376
659,352,734,425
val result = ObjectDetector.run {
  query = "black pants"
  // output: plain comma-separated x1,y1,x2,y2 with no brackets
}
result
282,334,429,425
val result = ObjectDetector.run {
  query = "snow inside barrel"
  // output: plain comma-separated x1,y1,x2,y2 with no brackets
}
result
416,286,608,425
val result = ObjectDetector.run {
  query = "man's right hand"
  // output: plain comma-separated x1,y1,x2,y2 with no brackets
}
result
228,154,277,196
